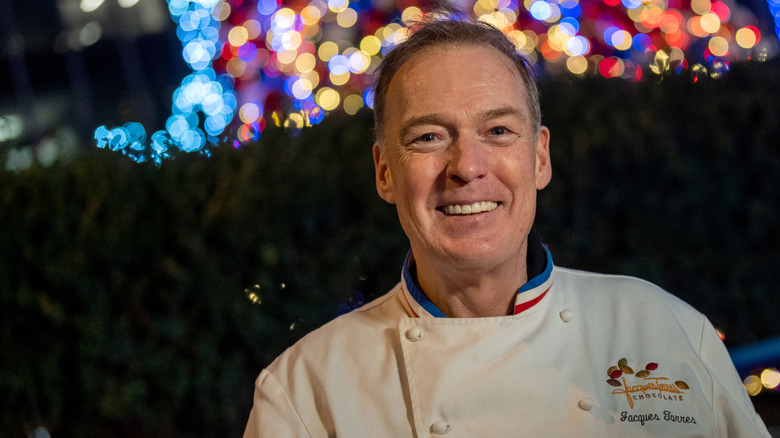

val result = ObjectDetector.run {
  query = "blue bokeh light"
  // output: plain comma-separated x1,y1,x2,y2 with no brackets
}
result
95,0,235,165
529,1,552,21
632,33,653,52
258,0,280,16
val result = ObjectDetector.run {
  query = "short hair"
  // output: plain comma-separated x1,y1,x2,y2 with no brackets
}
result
372,16,542,146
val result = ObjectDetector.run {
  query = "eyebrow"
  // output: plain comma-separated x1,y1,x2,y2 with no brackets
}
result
398,114,447,141
398,106,527,140
478,106,526,121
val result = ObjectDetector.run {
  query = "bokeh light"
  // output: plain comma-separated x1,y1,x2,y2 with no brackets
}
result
744,375,763,396
96,0,235,164
761,368,780,389
736,26,761,48
95,0,776,163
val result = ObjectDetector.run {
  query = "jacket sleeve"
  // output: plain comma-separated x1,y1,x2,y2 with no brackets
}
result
698,317,771,437
243,369,312,438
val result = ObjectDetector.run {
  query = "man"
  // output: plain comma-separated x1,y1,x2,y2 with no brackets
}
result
244,17,770,437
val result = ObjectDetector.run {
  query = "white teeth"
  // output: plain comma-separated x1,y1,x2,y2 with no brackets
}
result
443,201,498,215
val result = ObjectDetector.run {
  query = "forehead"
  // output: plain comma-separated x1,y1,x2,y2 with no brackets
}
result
384,44,531,127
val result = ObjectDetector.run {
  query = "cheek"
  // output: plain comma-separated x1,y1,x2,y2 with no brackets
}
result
394,157,442,201
495,152,536,185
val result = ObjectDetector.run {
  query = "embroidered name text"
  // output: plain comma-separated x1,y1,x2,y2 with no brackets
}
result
664,410,697,424
620,411,660,426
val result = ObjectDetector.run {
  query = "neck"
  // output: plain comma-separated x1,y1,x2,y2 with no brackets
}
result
413,244,528,318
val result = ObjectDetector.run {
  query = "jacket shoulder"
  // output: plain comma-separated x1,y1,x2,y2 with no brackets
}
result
553,266,702,317
267,283,406,373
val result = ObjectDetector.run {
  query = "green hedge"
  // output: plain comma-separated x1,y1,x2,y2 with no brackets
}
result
1,60,779,436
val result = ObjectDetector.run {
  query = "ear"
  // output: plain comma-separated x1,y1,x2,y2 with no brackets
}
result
373,143,396,204
535,126,552,190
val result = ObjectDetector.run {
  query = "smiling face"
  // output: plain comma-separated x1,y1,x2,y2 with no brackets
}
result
373,44,551,276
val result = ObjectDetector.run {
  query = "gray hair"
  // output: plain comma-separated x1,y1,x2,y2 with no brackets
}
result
372,15,541,146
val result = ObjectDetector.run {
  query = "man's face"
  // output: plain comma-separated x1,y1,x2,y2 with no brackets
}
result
373,44,551,273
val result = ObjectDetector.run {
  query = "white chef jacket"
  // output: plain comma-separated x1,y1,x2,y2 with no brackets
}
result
244,244,770,437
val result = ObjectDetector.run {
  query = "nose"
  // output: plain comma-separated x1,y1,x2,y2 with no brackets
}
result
445,135,488,183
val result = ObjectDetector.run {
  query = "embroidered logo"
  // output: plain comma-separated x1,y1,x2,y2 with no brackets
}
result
605,358,690,409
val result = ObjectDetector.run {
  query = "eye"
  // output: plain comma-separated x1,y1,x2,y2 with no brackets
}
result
417,133,437,142
489,126,508,136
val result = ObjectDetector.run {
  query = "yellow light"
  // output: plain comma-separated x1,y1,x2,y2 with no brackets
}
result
300,70,320,88
566,55,588,74
745,375,763,396
330,70,350,86
627,5,643,23
507,30,527,48
318,41,339,62
761,368,780,389
401,6,423,25
303,23,321,40
337,8,358,28
640,5,663,28
274,8,296,21
295,52,316,73
474,0,494,16
226,58,246,77
277,49,297,66
285,113,306,130
244,20,262,40
228,26,249,47
547,25,568,51
612,30,633,51
735,27,758,48
700,13,721,34
708,36,729,56
691,0,711,15
343,94,364,115
301,5,323,25
282,31,302,51
360,35,381,56
501,9,518,24
316,87,341,111
239,103,261,124
211,2,231,21
391,28,410,46
379,23,402,41
479,12,513,31
508,30,537,55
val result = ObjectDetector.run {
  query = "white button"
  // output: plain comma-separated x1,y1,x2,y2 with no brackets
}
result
559,309,573,323
406,326,423,342
430,421,451,434
578,397,595,411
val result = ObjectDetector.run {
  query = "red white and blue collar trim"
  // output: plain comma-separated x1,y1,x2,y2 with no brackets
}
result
401,243,554,318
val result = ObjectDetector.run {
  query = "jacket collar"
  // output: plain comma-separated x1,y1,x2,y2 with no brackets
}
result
401,231,554,318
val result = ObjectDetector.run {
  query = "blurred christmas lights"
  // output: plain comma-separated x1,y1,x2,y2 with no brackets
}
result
744,368,780,396
96,0,235,165
95,0,776,164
